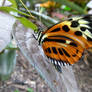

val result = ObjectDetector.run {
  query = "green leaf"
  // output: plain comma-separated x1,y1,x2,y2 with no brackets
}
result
8,0,17,9
16,17,37,31
0,7,37,31
0,49,16,81
0,7,30,17
27,88,34,92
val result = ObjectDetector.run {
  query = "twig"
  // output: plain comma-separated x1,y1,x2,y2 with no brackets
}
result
30,10,58,24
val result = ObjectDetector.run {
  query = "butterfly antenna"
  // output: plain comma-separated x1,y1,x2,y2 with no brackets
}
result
32,34,37,40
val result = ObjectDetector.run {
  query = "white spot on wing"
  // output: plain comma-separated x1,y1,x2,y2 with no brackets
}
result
80,24,90,28
78,19,88,24
58,61,61,66
64,62,67,66
83,34,87,39
72,17,82,20
66,40,71,44
38,32,42,40
41,34,47,42
55,60,57,65
84,29,92,38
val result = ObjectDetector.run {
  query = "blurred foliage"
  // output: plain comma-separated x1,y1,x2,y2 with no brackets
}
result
0,0,37,81
8,0,17,8
40,1,61,8
0,2,38,31
5,0,89,29
15,0,87,14
0,0,18,80
15,0,39,9
69,0,90,7
0,48,16,81
55,0,86,14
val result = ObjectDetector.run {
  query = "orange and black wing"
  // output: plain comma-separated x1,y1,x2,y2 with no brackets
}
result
38,15,92,72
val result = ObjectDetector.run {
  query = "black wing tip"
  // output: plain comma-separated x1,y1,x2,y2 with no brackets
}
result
47,56,70,73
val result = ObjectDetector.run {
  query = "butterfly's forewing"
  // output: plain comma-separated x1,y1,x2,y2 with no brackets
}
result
39,15,92,72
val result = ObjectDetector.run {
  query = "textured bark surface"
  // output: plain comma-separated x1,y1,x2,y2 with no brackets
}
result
73,55,92,92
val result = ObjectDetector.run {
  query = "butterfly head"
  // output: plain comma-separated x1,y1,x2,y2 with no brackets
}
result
33,29,46,45
37,31,48,45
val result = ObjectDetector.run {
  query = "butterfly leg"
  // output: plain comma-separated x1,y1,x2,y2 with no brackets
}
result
53,63,62,73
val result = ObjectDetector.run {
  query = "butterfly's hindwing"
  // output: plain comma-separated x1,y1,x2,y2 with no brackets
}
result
42,34,84,64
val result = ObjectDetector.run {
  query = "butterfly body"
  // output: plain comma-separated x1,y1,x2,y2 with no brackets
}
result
37,15,92,72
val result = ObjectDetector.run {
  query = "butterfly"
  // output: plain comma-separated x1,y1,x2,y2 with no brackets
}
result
36,15,92,72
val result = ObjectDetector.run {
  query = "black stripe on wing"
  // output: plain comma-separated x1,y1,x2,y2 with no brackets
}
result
43,38,66,43
49,35,74,41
